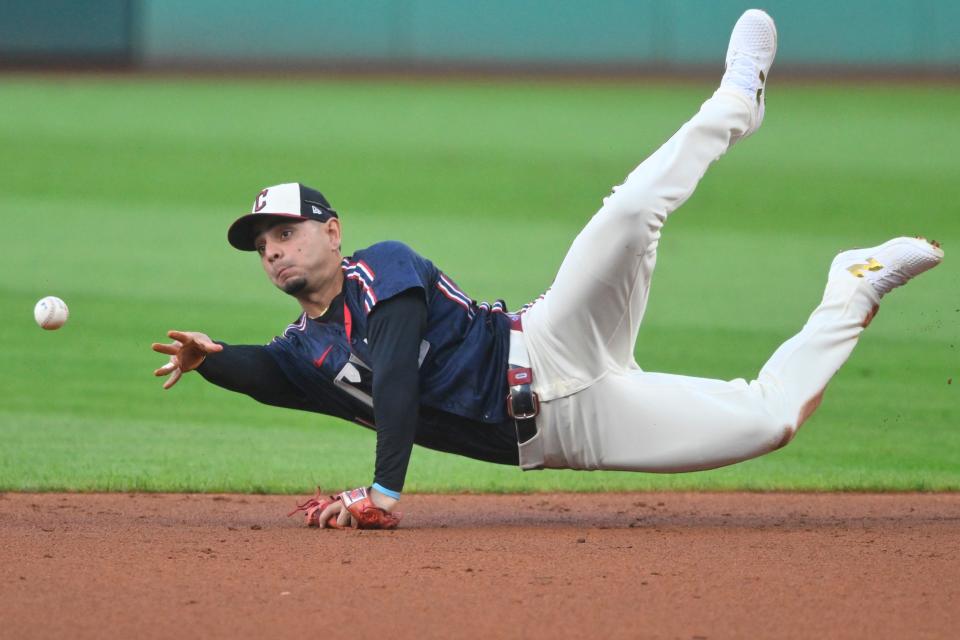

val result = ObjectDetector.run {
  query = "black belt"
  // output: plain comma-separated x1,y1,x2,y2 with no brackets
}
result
506,315,540,445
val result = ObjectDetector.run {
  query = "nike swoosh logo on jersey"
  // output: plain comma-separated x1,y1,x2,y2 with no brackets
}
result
313,345,334,368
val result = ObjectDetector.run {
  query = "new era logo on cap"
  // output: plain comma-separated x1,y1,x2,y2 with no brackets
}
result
227,182,338,251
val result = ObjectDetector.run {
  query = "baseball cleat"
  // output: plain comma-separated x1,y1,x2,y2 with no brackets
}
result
830,237,944,299
720,9,777,135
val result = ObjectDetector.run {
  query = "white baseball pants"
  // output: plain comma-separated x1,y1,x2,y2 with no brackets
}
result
518,88,880,472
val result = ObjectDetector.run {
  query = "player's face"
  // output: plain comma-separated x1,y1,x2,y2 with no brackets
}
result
254,218,342,296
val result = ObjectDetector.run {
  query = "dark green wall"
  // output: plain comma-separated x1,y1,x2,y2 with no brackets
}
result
4,1,958,69
0,0,134,63
138,0,960,67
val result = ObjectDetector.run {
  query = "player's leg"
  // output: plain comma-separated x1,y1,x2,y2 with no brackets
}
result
524,238,943,471
522,10,776,401
755,236,944,433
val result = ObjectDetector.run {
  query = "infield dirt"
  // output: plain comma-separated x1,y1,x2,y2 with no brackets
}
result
2,492,958,639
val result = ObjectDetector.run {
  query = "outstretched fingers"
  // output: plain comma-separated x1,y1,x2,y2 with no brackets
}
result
162,367,183,390
154,360,178,377
152,337,182,389
152,341,181,356
167,330,223,353
152,330,222,390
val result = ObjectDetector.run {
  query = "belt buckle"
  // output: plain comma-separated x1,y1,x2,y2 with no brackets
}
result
507,385,540,420
506,365,540,420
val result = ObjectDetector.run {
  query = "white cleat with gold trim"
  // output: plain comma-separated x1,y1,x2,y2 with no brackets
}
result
720,9,778,136
830,237,944,299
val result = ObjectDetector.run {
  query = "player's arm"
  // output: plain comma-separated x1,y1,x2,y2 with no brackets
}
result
197,344,312,410
314,289,426,526
366,289,427,506
151,331,309,410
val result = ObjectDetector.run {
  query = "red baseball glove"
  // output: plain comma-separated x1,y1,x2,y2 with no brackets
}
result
287,488,339,528
288,487,402,530
338,487,402,530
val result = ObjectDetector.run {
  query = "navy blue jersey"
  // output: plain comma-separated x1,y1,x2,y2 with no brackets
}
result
264,241,513,424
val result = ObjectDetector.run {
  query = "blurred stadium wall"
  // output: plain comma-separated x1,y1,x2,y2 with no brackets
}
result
2,0,958,74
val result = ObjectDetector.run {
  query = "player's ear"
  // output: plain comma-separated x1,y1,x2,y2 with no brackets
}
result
324,217,342,252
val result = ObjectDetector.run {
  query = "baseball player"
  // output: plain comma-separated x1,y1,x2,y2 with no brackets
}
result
152,10,943,529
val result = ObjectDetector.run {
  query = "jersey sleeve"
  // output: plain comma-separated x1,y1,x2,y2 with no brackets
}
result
343,241,436,315
366,290,428,495
198,343,312,411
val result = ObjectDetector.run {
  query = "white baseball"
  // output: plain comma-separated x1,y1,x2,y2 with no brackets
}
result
34,296,69,330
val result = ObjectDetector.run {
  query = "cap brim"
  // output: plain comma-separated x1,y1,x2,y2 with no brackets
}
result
227,213,306,251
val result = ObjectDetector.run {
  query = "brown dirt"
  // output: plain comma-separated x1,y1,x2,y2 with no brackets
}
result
2,492,958,639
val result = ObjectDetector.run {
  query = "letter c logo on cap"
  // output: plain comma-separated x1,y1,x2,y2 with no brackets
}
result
254,189,269,212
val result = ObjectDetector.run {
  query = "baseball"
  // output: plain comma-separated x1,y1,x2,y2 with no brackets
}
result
34,296,69,330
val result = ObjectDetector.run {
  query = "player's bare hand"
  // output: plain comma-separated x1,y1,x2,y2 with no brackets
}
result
151,330,223,390
317,500,356,529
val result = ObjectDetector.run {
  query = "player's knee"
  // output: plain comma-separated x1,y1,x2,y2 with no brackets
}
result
748,378,808,450
747,411,797,453
770,423,797,451
759,390,824,451
764,387,825,450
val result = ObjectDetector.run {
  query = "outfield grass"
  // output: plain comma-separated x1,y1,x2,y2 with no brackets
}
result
1,76,957,492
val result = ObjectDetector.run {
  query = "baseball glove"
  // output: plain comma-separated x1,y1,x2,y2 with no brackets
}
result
338,487,402,530
287,488,339,528
288,487,402,530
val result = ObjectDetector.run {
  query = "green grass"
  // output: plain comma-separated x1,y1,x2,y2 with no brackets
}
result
1,77,957,493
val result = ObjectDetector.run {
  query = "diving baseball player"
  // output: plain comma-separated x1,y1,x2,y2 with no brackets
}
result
152,10,943,529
